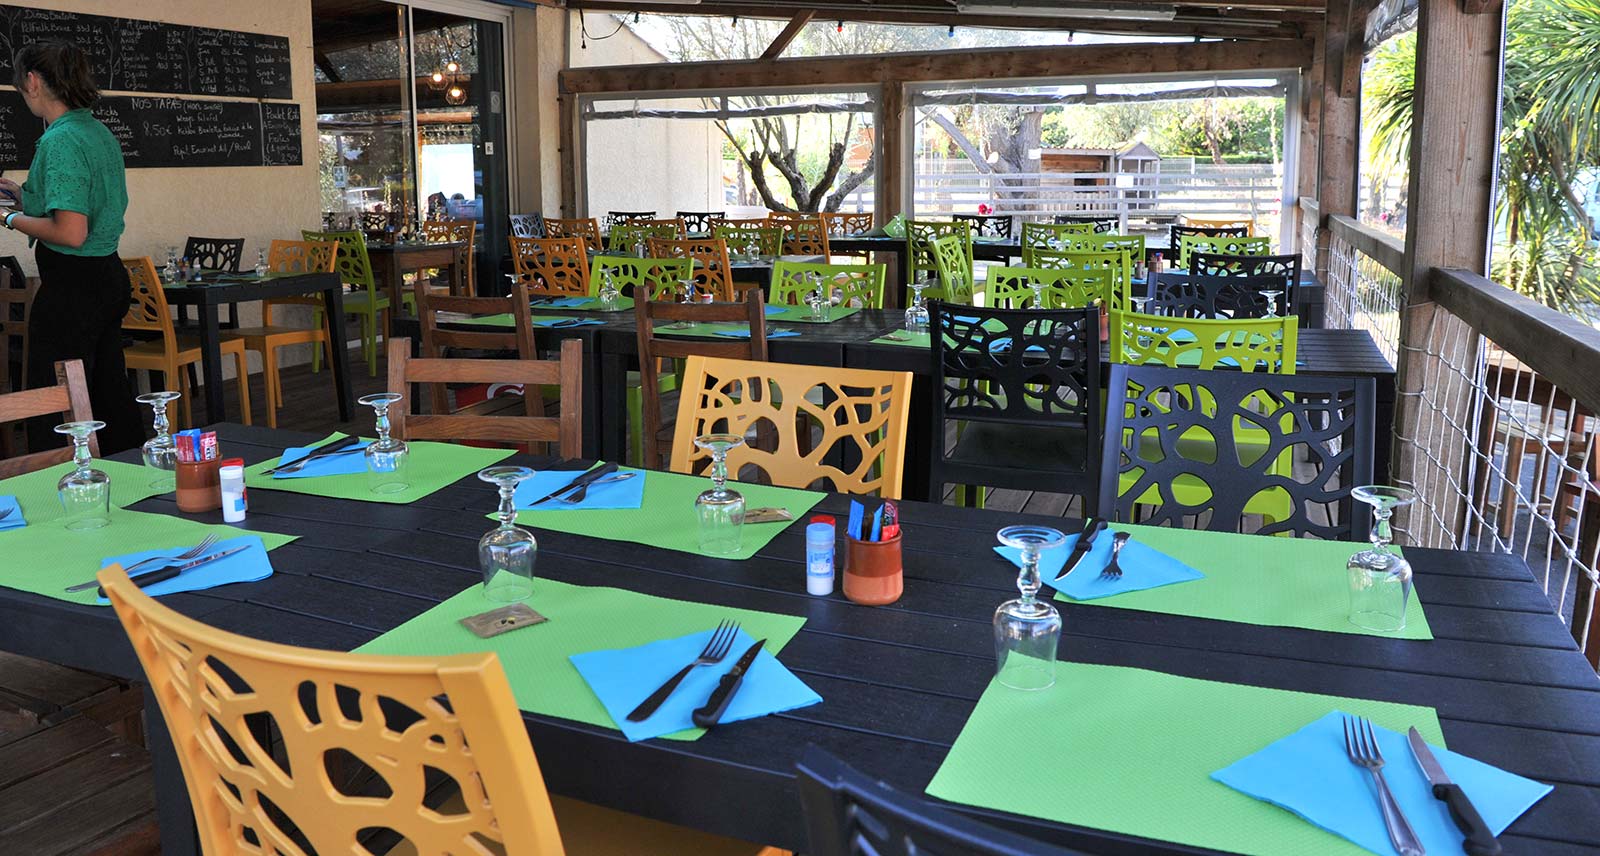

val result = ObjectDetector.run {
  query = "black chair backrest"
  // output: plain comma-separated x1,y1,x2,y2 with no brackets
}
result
183,237,244,273
1149,271,1293,319
952,213,1013,239
1052,215,1117,233
508,212,546,238
1170,223,1250,250
676,211,724,233
604,210,655,230
1189,251,1302,287
1099,363,1374,539
796,747,1088,856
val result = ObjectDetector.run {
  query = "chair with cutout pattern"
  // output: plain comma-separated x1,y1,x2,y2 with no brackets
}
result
953,213,1013,239
510,237,591,297
985,266,1117,310
770,261,885,309
648,237,736,302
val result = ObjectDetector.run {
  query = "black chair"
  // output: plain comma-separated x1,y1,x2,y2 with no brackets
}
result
1189,251,1303,311
508,212,546,238
1099,363,1375,539
604,210,655,230
676,210,724,234
796,747,1088,856
929,301,1101,512
1148,271,1291,319
1052,215,1117,233
953,213,1013,238
182,236,246,328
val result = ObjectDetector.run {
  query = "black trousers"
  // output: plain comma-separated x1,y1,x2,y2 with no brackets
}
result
26,244,145,456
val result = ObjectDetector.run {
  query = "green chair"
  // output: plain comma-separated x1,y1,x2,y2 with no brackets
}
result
770,261,886,308
1019,222,1094,263
928,234,981,305
986,266,1117,310
1028,249,1133,310
713,224,783,256
593,255,696,465
1025,232,1144,266
609,221,682,254
301,229,387,376
1176,235,1272,269
906,220,972,293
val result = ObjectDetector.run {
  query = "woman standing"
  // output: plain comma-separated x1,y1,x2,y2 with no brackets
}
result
0,40,141,454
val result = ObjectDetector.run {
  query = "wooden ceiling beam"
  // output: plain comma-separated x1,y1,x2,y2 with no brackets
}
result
564,0,1325,17
760,11,817,59
559,36,1313,94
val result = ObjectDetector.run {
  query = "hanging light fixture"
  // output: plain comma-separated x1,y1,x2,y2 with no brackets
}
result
427,69,447,91
445,83,467,106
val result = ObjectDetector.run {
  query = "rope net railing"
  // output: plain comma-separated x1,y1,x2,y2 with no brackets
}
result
1325,217,1404,365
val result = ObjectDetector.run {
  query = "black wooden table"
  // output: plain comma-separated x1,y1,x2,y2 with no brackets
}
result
162,272,353,424
0,423,1594,854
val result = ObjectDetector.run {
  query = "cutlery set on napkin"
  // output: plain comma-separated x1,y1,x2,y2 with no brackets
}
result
514,462,646,510
994,517,1205,600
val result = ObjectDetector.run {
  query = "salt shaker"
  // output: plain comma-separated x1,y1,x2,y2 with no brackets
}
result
806,515,835,596
219,458,247,523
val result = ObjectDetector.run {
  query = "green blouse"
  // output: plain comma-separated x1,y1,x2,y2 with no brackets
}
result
21,108,127,256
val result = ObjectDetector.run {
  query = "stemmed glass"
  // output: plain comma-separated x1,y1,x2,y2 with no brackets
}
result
359,393,410,494
1131,295,1152,315
54,421,111,531
665,278,698,329
137,391,181,490
1347,486,1416,632
254,249,269,277
994,525,1066,690
905,277,933,333
1029,279,1048,309
598,268,621,311
478,466,537,602
1260,289,1285,318
694,433,746,555
163,247,180,282
805,272,829,321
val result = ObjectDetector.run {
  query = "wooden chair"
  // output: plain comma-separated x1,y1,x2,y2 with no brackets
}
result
766,211,813,223
0,359,94,478
121,257,252,428
0,270,37,458
387,336,582,456
412,279,538,421
510,237,592,297
770,261,886,309
779,216,832,257
636,290,769,469
235,239,340,429
545,217,602,248
421,218,478,295
671,354,913,499
98,564,787,856
648,237,736,301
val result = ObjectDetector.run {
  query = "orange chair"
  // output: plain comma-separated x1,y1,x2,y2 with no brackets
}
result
545,217,602,249
121,257,251,428
234,239,340,428
510,236,592,297
648,237,736,301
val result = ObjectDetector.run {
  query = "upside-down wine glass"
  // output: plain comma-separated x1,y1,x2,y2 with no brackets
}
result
359,393,410,494
1347,485,1416,632
806,272,829,321
1029,278,1048,309
694,433,746,555
478,466,537,602
598,268,621,311
994,524,1066,690
905,277,933,333
137,391,181,490
55,421,111,530
1131,295,1152,315
1260,289,1285,319
664,278,697,330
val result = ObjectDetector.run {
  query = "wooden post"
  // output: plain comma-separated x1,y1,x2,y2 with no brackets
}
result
760,12,815,60
1391,0,1507,543
1294,33,1323,260
558,93,579,218
877,80,907,305
1313,0,1360,280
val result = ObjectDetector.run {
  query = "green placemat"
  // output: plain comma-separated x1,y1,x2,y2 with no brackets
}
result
1052,524,1431,639
765,304,863,324
512,469,822,560
246,432,514,504
653,322,802,340
0,506,296,604
454,313,602,328
927,662,1444,856
0,459,171,525
355,578,806,740
871,331,929,347
544,296,633,312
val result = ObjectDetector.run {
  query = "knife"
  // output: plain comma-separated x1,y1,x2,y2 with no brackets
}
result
692,638,765,728
526,462,620,506
94,545,253,598
261,435,362,474
1407,727,1502,855
1053,518,1107,580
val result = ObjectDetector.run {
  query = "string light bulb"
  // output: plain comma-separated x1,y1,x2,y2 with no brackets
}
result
836,20,844,32
948,24,956,37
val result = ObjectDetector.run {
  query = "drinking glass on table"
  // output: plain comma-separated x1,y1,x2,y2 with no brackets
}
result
994,525,1066,690
1260,289,1284,318
598,268,621,311
905,277,932,333
478,466,537,602
359,392,410,494
1347,485,1416,632
664,278,697,330
137,391,181,491
805,272,829,321
694,433,746,555
55,420,110,531
1029,278,1048,309
1131,295,1152,315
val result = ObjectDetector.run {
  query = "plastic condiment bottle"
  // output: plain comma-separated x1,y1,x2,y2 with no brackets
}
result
806,514,836,596
219,458,247,523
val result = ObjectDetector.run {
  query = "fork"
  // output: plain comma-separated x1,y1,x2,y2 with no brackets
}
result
64,534,221,593
1343,715,1425,856
553,472,638,505
626,619,740,722
1099,532,1131,581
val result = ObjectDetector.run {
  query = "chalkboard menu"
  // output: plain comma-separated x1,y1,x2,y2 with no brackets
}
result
0,92,303,169
0,6,291,99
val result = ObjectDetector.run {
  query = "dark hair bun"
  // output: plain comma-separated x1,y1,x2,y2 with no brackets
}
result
13,40,100,109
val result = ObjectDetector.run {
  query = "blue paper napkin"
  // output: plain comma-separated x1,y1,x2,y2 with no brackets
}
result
1213,711,1552,856
272,440,372,479
764,304,785,317
514,466,646,510
986,337,1047,355
97,534,275,602
0,495,26,531
715,328,801,339
994,528,1204,600
570,627,822,742
532,317,604,328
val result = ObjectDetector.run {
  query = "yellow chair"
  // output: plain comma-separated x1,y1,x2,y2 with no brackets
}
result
545,217,603,248
985,266,1116,310
121,257,251,428
671,355,913,499
775,216,831,258
420,219,478,295
648,237,737,301
511,237,592,297
770,261,885,308
235,239,339,428
98,565,787,856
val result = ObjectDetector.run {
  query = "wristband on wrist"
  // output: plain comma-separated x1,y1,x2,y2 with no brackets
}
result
3,212,17,230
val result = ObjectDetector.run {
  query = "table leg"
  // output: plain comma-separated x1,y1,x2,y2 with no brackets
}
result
599,348,630,463
1375,374,1396,483
578,331,602,459
198,304,227,424
323,284,354,422
903,374,934,502
145,684,200,856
